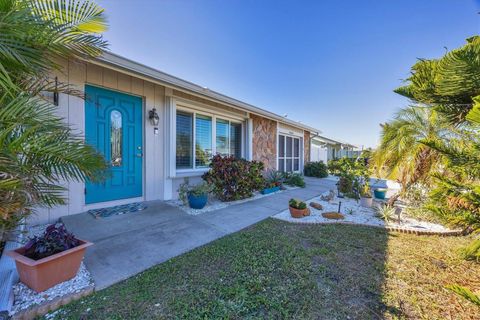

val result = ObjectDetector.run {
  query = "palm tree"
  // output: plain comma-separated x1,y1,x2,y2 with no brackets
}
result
371,106,452,198
0,0,108,94
0,0,109,240
395,36,480,125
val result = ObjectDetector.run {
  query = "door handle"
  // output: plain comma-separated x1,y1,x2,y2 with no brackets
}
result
136,153,143,158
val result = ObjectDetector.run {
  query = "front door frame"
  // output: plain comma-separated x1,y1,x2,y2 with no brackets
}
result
83,84,146,208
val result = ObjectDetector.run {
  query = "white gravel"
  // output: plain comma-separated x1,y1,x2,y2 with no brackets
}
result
167,186,297,215
10,262,93,316
273,191,452,232
9,224,94,316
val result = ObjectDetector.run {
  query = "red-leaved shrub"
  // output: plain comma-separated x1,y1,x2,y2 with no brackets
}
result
202,155,265,201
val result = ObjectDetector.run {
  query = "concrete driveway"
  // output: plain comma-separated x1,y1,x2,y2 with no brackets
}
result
62,177,335,289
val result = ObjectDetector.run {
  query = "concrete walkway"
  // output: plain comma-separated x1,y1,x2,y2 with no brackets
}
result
62,177,336,289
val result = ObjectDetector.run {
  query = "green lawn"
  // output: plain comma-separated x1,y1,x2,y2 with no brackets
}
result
47,219,479,319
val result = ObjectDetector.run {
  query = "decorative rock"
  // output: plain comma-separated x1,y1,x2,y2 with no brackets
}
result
309,202,323,210
322,212,345,220
320,190,335,202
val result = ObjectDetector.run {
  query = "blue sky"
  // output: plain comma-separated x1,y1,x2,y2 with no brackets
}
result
97,0,479,148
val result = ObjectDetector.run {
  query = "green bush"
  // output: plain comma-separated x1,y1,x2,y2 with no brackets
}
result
338,176,353,194
327,158,363,177
282,172,305,188
202,155,265,201
304,161,328,178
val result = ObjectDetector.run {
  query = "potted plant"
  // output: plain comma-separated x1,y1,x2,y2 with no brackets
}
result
360,183,373,207
187,183,211,209
261,170,283,194
178,178,211,209
289,198,309,218
374,188,388,200
6,223,92,292
261,181,281,194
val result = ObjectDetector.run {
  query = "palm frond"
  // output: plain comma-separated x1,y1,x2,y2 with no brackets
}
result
446,284,480,307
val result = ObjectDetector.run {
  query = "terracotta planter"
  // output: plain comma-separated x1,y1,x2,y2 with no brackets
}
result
289,206,309,218
7,240,92,292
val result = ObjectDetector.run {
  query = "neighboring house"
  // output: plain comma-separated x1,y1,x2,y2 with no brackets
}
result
31,52,321,224
310,135,359,163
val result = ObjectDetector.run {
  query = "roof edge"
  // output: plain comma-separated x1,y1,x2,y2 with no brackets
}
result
89,51,322,134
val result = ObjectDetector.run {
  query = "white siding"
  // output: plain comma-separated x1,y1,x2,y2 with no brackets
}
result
30,59,165,224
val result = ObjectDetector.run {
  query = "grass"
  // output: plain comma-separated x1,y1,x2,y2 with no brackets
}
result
46,219,479,319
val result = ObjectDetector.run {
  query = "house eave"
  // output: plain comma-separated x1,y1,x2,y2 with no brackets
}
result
86,51,321,135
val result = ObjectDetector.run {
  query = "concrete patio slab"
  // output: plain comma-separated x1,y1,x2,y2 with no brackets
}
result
61,177,334,289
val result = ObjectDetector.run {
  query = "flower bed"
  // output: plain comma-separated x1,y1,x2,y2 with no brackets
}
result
273,191,460,235
168,186,297,215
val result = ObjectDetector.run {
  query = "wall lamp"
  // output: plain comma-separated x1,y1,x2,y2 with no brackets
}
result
149,108,159,126
149,108,160,135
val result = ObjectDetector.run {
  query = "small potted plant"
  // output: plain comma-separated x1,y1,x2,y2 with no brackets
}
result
261,170,283,194
360,183,373,207
374,188,388,200
187,183,211,209
289,198,309,218
6,223,92,292
261,181,281,194
178,178,211,209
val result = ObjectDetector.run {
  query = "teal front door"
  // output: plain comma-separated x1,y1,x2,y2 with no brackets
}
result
85,85,143,204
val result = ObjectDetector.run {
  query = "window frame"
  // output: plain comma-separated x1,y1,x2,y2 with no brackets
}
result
175,104,244,173
277,133,302,173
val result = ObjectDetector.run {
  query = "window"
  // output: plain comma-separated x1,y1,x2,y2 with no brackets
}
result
110,110,122,167
278,134,301,172
176,110,243,170
195,115,212,168
176,111,193,169
216,118,242,159
230,122,242,159
216,119,229,156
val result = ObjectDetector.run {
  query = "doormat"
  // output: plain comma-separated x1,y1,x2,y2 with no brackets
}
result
88,202,148,219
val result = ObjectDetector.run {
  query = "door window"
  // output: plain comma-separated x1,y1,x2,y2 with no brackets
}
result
110,110,122,167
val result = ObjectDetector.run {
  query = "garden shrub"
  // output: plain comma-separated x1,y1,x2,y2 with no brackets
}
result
327,158,359,176
202,155,265,201
338,176,354,194
304,161,328,178
282,172,305,188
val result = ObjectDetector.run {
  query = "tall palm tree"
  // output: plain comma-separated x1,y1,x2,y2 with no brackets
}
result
0,0,109,240
371,106,452,197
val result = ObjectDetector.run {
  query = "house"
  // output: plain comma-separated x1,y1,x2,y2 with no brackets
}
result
31,52,322,224
310,135,360,163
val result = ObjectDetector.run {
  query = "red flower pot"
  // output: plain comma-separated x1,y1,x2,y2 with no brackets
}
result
7,240,92,292
289,206,309,218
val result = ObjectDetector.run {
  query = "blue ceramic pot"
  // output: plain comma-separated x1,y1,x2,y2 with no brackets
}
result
261,186,281,195
373,189,387,200
188,193,208,209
